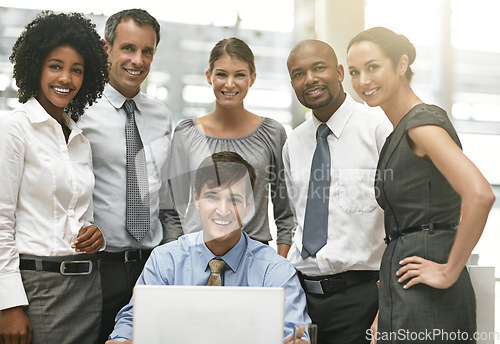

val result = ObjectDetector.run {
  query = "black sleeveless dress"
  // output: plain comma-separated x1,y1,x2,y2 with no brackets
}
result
376,104,476,343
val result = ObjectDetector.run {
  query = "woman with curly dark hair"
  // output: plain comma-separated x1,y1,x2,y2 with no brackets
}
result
0,11,108,344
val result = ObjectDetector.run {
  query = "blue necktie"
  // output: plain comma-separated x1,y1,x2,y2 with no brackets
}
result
301,123,331,259
124,99,150,241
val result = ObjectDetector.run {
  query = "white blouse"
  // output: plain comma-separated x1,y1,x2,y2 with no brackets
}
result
0,98,95,310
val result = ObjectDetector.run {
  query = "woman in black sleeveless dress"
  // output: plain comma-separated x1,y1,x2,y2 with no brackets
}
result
347,27,495,343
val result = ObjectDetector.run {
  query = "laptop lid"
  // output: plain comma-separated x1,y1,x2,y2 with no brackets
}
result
133,285,285,344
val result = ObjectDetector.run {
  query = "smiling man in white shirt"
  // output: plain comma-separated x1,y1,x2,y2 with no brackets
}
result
284,40,392,344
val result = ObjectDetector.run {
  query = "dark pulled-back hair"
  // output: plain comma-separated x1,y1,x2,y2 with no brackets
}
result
104,8,161,48
208,37,255,75
194,151,256,198
348,26,416,82
9,11,108,121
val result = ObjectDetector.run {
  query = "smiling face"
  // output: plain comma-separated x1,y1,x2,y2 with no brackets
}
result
37,45,84,119
287,41,345,122
206,54,256,109
105,19,157,98
194,177,251,253
347,41,403,109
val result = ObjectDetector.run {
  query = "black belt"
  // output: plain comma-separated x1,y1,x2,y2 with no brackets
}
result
384,223,458,244
98,249,152,263
20,259,100,276
299,270,379,295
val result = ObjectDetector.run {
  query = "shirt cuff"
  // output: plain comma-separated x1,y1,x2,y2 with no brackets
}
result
0,272,29,310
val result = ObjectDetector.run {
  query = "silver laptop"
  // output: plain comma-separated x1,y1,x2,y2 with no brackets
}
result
133,285,285,344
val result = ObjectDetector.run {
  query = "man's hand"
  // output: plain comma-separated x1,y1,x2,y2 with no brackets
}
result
105,340,132,344
0,306,32,344
284,325,310,344
72,225,104,253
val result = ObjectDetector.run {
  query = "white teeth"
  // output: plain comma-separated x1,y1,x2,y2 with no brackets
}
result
364,88,379,96
306,88,322,95
213,220,230,225
126,69,141,75
223,92,237,96
53,87,70,93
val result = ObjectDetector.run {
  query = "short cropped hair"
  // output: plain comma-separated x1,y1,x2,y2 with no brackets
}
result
9,11,108,121
104,8,161,48
194,151,256,198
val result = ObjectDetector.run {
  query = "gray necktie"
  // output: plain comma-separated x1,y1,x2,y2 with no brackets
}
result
301,123,331,259
124,99,150,241
207,259,226,286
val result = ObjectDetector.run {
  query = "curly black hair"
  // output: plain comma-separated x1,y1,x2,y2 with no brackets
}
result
9,11,109,121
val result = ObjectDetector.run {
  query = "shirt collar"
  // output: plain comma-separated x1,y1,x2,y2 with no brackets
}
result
199,231,248,273
24,98,54,124
103,83,144,114
24,98,81,135
62,113,82,135
311,93,356,140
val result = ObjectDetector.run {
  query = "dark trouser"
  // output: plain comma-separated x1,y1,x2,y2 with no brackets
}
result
299,273,379,344
97,250,151,344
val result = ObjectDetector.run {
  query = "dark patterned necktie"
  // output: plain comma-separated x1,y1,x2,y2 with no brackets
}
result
207,259,226,286
301,123,331,259
124,99,150,241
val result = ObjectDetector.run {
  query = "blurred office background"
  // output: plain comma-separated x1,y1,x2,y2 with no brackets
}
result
1,0,499,334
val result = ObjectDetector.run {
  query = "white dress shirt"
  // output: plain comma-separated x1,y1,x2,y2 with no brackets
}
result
78,84,173,251
0,98,95,310
283,94,392,276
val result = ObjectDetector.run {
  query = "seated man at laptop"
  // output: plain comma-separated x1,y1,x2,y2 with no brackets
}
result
106,151,311,343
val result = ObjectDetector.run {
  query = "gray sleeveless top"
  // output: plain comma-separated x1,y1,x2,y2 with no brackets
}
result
166,117,293,245
375,104,462,235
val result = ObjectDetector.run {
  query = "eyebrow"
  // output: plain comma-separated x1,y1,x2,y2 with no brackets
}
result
231,193,244,200
47,58,84,67
364,59,378,66
348,58,379,70
214,68,247,73
202,190,245,200
290,61,325,74
120,42,155,51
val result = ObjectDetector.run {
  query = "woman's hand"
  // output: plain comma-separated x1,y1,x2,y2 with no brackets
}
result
72,225,104,254
406,125,494,285
397,256,459,290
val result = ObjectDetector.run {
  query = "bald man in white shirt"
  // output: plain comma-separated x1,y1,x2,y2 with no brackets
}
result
284,40,392,344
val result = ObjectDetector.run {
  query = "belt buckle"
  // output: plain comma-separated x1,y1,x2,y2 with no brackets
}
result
302,279,324,294
59,260,92,275
321,278,345,294
124,250,141,263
